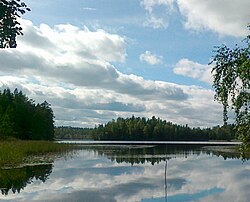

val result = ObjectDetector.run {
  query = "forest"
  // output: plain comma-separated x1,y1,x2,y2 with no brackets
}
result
55,116,236,141
0,89,54,140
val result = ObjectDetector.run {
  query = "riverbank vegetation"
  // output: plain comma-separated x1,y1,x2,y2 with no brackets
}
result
0,89,54,140
0,89,74,168
0,140,72,168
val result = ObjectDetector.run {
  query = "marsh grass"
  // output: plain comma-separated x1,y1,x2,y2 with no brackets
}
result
0,140,73,168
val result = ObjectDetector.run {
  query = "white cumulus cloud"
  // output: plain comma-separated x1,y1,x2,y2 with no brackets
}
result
173,58,212,84
177,0,250,37
139,51,163,65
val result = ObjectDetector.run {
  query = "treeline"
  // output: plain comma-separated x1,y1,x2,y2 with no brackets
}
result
0,89,54,140
55,116,236,141
54,126,93,139
91,116,236,141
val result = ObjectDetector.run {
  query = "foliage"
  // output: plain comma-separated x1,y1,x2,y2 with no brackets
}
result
90,116,236,141
0,0,30,48
0,140,72,168
0,88,54,140
211,26,250,151
55,126,93,139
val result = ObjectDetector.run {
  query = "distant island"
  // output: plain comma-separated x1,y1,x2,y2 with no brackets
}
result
55,116,236,141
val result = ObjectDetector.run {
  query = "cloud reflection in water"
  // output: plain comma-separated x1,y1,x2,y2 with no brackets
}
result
0,145,249,202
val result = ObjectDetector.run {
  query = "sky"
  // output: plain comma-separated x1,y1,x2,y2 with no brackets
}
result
0,0,249,128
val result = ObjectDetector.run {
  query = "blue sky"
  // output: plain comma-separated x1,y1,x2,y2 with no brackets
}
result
0,0,249,127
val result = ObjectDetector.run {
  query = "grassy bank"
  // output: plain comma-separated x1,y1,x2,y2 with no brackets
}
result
0,140,73,168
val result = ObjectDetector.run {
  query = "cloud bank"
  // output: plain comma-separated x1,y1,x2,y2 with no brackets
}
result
0,19,222,127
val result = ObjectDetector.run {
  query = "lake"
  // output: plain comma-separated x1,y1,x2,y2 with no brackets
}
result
0,143,249,202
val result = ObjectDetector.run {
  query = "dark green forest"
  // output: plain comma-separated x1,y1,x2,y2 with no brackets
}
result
92,116,236,141
55,116,236,141
0,89,54,140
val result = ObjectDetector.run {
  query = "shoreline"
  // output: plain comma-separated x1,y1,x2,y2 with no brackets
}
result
58,140,241,146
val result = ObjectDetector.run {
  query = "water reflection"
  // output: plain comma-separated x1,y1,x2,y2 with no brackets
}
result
0,164,52,196
0,145,249,202
84,145,245,165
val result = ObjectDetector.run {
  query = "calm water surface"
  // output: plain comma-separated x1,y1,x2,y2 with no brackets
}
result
0,145,249,202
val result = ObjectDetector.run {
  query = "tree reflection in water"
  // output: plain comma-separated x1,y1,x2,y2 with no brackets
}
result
0,164,53,196
0,144,247,197
82,144,248,202
82,144,248,165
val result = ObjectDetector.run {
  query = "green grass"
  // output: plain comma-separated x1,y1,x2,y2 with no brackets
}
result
0,140,73,168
